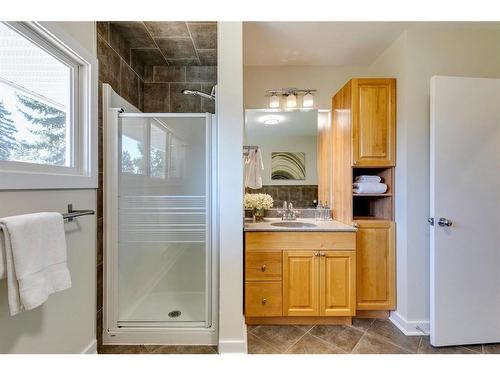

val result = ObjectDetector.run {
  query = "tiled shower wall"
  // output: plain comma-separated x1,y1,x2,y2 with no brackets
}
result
95,22,217,346
143,65,216,113
96,23,142,346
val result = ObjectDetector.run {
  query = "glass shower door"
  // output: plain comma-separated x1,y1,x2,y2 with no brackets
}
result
116,113,212,327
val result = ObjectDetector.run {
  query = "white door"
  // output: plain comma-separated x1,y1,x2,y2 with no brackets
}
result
430,76,500,346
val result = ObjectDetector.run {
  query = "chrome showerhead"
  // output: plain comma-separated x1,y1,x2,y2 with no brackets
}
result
181,86,216,101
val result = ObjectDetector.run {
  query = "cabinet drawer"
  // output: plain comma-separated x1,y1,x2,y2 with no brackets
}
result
246,232,356,250
246,251,282,281
245,282,282,317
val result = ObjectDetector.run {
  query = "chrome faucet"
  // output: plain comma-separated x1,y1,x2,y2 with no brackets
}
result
279,201,298,221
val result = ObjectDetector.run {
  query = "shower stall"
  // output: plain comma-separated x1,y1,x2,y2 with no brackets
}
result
102,85,218,345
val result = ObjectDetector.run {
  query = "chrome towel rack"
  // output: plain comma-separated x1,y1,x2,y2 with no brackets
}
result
63,204,95,222
243,145,259,156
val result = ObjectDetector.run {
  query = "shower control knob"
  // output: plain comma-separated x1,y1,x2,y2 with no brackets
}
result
261,264,267,272
262,298,267,305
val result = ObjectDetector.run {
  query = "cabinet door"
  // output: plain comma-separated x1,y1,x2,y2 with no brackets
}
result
283,251,319,316
352,79,396,167
356,220,395,310
319,251,356,316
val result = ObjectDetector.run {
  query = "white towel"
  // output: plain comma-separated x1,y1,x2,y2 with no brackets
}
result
245,148,264,189
353,182,388,194
0,212,71,316
354,175,382,183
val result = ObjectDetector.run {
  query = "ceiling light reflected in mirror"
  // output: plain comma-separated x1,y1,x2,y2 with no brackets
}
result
264,117,280,125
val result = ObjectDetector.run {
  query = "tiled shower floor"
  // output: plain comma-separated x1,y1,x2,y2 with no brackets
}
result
247,319,500,354
98,344,217,354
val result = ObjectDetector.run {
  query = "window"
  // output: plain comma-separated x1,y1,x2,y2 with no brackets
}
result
0,22,74,167
0,22,97,189
119,117,187,181
121,120,146,175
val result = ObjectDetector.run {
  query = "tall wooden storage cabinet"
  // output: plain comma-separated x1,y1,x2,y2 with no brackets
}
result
330,78,396,312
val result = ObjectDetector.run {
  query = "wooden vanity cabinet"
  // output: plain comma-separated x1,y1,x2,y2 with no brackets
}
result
282,251,319,316
245,232,356,323
351,78,396,167
282,250,356,317
330,78,397,315
355,220,395,310
320,251,356,316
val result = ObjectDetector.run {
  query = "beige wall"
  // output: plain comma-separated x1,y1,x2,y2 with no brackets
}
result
0,22,97,353
52,22,96,54
244,65,375,109
0,190,96,353
371,26,500,329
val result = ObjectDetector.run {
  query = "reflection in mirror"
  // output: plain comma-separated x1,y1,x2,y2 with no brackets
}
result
244,109,319,208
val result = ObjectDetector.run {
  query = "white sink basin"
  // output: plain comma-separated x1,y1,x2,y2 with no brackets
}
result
270,221,317,228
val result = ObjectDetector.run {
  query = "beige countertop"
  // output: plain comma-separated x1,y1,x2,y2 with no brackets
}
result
244,217,357,232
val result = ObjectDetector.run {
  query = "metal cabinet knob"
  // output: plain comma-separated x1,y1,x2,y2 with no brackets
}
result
438,217,453,227
261,264,267,272
314,251,320,256
320,252,326,257
261,298,267,305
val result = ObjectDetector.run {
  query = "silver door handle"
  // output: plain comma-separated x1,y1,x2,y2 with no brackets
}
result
438,218,452,227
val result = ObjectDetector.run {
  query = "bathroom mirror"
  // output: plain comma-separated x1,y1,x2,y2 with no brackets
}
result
244,109,323,208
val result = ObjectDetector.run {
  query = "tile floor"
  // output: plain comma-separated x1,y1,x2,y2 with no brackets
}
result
96,318,500,354
247,318,500,354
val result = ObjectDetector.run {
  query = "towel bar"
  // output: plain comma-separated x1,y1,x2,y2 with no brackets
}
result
63,204,95,222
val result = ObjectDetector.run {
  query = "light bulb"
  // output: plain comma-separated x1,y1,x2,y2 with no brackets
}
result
303,92,314,107
269,93,280,108
286,93,297,108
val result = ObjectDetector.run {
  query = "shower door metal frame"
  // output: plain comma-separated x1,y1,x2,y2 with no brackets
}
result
103,107,218,345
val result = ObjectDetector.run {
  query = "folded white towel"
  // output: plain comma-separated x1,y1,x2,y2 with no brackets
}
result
0,212,71,316
354,175,382,183
245,148,264,189
353,182,388,194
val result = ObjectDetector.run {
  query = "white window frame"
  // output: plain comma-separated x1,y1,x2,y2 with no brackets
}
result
0,21,97,190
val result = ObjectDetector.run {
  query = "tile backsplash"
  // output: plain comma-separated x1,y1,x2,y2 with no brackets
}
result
246,185,318,208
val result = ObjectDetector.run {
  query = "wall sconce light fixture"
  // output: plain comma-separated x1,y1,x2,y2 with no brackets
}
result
265,88,316,109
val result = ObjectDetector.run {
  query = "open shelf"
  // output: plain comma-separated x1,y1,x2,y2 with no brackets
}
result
353,167,393,195
352,193,393,221
352,167,394,220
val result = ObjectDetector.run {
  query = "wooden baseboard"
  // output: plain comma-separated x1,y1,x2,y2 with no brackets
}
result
245,316,352,325
355,310,390,319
